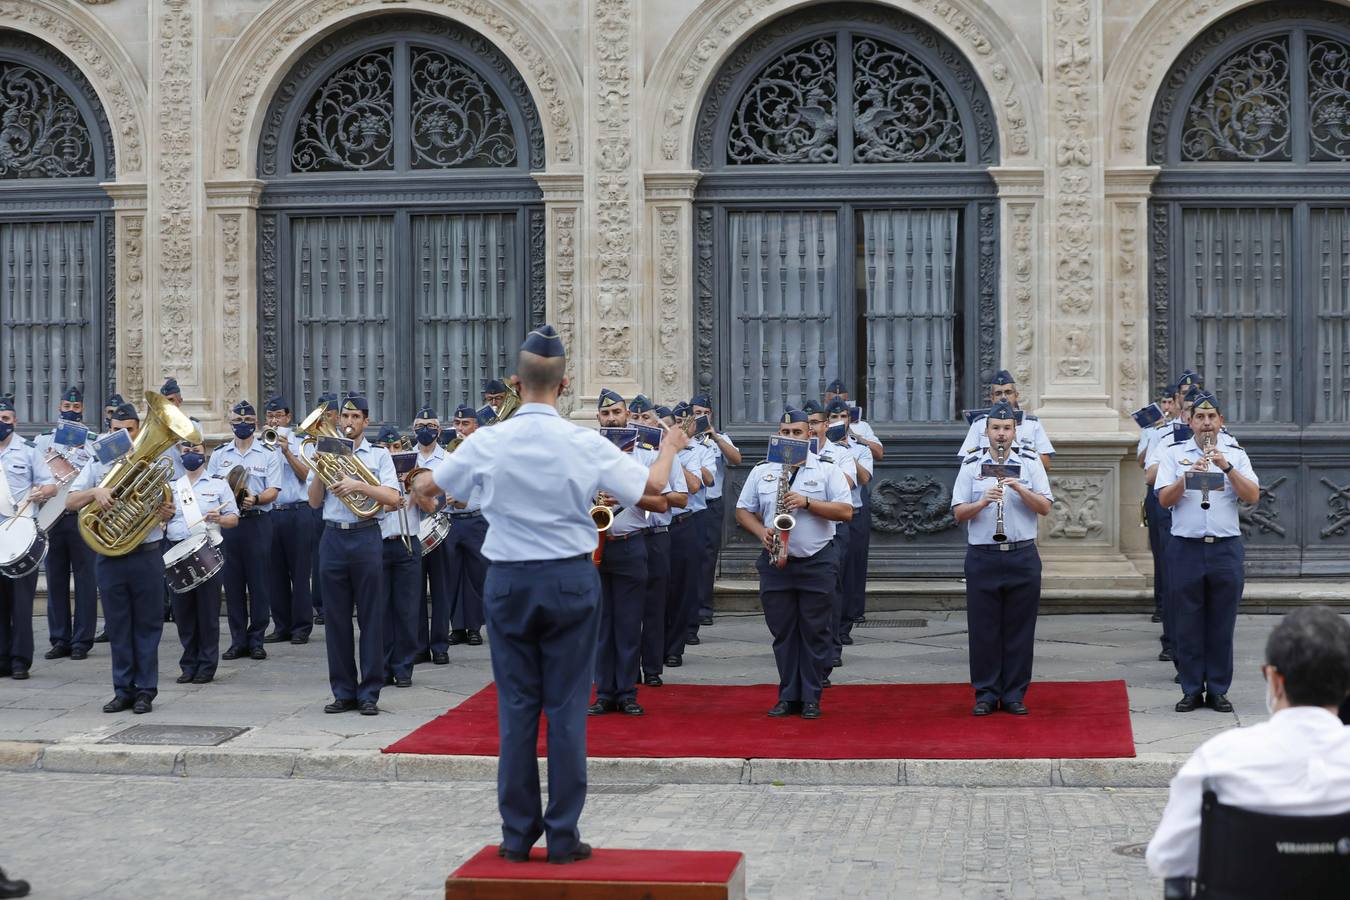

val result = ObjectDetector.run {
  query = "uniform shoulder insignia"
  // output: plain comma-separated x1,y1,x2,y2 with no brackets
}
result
1167,439,1187,447
23,437,35,448
1024,414,1038,421
1227,440,1242,450
963,453,980,465
1019,448,1037,458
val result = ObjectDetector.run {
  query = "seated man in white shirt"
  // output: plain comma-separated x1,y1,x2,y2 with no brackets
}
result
1146,605,1350,880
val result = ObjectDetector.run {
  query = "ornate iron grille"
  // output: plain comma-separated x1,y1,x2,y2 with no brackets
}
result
291,50,395,173
0,61,94,178
1309,36,1350,160
852,38,964,163
728,37,838,165
410,47,515,169
1181,37,1291,162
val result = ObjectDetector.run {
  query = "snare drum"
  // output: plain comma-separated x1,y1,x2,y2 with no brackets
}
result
163,532,225,594
0,517,48,579
418,513,451,554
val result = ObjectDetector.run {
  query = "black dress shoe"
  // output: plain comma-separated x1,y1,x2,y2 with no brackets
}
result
840,633,854,645
822,677,832,688
1175,693,1203,712
1150,612,1162,623
176,672,194,684
466,630,483,646
972,700,995,716
222,646,244,660
250,647,267,661
1004,700,1029,716
432,652,449,665
686,633,700,646
699,615,714,626
192,674,213,684
44,645,71,660
103,696,133,713
767,700,794,717
132,695,153,714
0,865,31,899
358,700,379,716
395,675,411,688
262,631,289,643
643,673,663,687
94,630,109,643
412,651,431,664
496,846,530,863
11,666,28,680
547,842,592,865
664,655,682,667
324,699,358,714
1173,672,1181,684
70,648,88,661
587,700,615,716
290,636,308,645
1158,648,1174,662
830,658,843,669
313,613,325,625
620,700,644,716
447,630,466,646
853,615,866,625
1206,693,1233,713
801,702,821,720
383,674,396,686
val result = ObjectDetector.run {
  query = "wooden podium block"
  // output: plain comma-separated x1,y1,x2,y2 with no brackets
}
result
446,846,747,900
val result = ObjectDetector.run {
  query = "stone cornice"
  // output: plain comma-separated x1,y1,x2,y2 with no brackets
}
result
643,170,701,202
205,179,266,208
532,172,585,203
1103,166,1161,198
988,166,1046,198
99,181,148,209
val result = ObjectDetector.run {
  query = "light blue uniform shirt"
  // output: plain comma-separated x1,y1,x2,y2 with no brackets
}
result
646,455,687,528
70,451,171,544
736,453,851,558
608,446,658,538
675,445,708,516
959,415,1055,458
309,439,398,525
273,431,309,505
430,403,650,562
702,433,737,501
825,439,873,508
816,442,857,496
415,443,450,513
166,473,239,542
0,437,54,524
206,439,284,512
380,496,421,539
1154,435,1258,539
34,428,94,470
951,443,1053,545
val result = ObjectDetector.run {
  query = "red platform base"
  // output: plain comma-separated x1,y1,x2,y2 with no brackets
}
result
445,846,746,899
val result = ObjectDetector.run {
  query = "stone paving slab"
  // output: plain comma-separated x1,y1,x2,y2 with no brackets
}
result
0,610,1327,785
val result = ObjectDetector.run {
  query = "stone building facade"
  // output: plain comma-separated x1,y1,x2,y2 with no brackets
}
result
3,0,1349,589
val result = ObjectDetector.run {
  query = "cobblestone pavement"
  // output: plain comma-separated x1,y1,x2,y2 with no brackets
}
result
1,772,1166,899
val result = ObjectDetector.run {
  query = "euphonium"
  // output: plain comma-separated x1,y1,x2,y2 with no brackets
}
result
295,403,384,519
79,391,202,556
494,381,523,423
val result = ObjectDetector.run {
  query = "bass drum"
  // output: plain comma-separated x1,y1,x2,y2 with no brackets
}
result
0,517,49,579
418,513,451,554
163,532,225,594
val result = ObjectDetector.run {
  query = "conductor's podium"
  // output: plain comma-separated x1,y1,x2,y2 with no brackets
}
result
446,846,747,899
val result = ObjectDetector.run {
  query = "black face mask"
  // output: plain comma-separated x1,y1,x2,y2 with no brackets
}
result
232,422,256,440
415,426,438,446
0,421,12,443
59,410,82,422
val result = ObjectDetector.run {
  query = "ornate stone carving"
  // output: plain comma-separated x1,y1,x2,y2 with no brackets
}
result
528,207,545,330
1319,476,1350,539
220,0,576,172
653,208,681,396
1009,203,1035,388
870,475,957,538
220,214,243,409
551,207,577,415
1115,208,1140,413
1149,202,1171,399
1240,474,1287,538
977,201,998,382
694,206,714,393
120,214,145,400
258,212,279,398
0,61,94,177
1047,475,1104,539
0,0,141,173
154,0,195,377
660,0,1030,163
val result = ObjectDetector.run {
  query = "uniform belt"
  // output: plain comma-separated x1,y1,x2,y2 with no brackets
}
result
384,535,416,543
492,552,591,567
328,518,379,532
647,525,669,534
122,540,163,556
1177,535,1236,544
272,502,307,511
606,530,645,543
971,539,1036,552
669,514,691,528
449,509,482,520
239,509,268,518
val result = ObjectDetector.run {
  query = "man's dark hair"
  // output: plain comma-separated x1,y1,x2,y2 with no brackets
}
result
1265,606,1350,707
517,352,565,392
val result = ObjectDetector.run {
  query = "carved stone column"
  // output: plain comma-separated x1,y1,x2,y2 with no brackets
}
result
148,0,208,417
534,173,586,418
989,167,1046,410
643,171,700,406
102,182,148,403
584,0,643,408
205,180,265,425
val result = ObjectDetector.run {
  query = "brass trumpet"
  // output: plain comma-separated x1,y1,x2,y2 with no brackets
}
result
295,403,384,519
590,493,616,566
259,426,281,449
79,392,202,556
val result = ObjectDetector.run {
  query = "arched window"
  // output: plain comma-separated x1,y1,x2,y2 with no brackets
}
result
257,15,545,421
0,31,115,427
692,3,999,428
1149,3,1350,574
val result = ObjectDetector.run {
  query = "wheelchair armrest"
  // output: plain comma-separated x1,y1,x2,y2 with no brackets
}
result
1163,876,1193,899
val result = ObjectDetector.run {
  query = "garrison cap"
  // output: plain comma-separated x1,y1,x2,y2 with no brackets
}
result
989,370,1016,386
161,377,181,396
628,394,654,414
780,409,809,425
825,397,850,416
104,393,125,409
231,400,256,417
317,391,339,411
111,402,139,422
826,379,846,394
0,393,13,413
690,394,711,409
1173,369,1202,394
264,395,288,413
375,423,401,444
453,404,476,420
415,405,437,421
1191,391,1222,416
801,399,824,416
598,388,625,410
672,401,693,418
342,394,369,414
520,324,565,358
988,400,1017,421
482,379,507,394
654,405,674,420
62,386,82,404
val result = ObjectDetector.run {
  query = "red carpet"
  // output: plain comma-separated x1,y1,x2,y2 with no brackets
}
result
450,845,744,883
386,681,1135,759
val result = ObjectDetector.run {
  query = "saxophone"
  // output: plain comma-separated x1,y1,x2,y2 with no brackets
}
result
767,463,797,569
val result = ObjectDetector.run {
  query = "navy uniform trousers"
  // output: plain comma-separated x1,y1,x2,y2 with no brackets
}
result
419,538,453,656
640,527,671,677
96,545,165,701
595,533,647,704
758,544,837,705
964,543,1041,704
691,497,724,632
446,514,488,633
169,551,223,680
268,504,313,640
824,524,851,677
841,492,872,634
310,507,325,616
320,523,386,703
484,554,600,857
664,510,704,661
1165,536,1243,697
1145,492,1175,655
221,513,273,652
0,566,38,674
45,512,97,653
382,536,422,681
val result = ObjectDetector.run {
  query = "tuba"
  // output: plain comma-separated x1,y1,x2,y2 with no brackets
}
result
494,380,523,423
295,403,384,518
79,392,202,556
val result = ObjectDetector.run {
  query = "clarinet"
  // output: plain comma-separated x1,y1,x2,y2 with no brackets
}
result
1199,433,1214,510
992,441,1009,543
